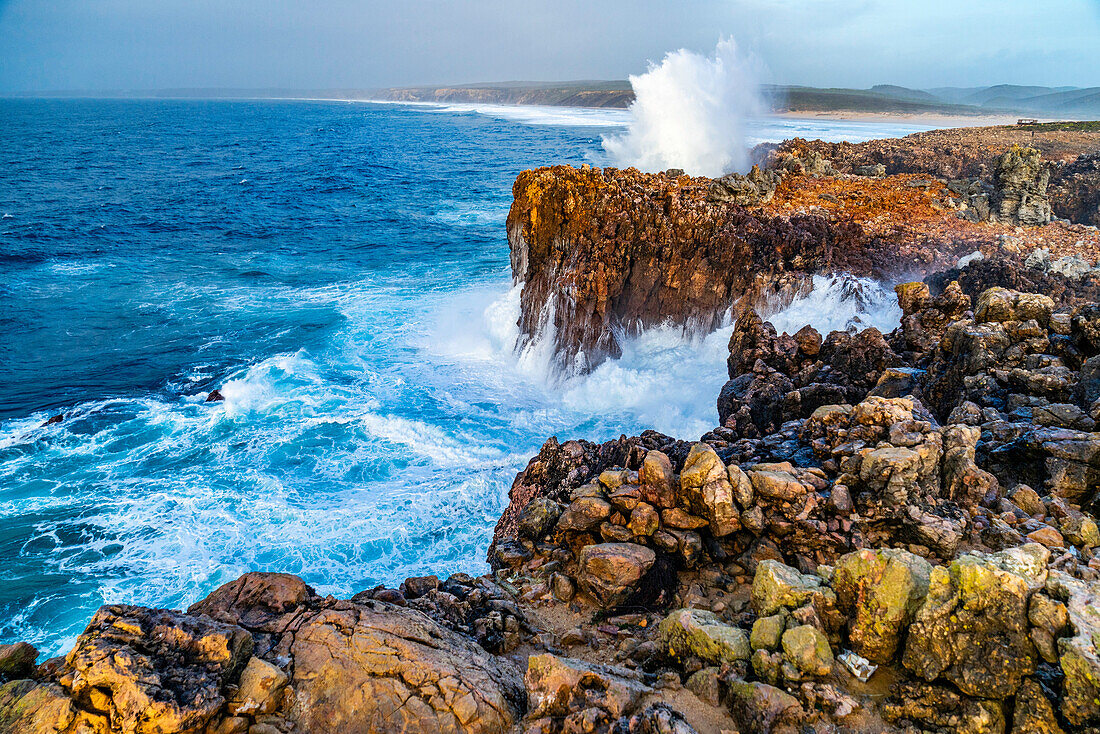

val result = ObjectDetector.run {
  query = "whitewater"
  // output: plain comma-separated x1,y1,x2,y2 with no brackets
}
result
0,97,931,655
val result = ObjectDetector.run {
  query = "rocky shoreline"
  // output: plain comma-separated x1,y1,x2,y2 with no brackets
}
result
6,127,1100,734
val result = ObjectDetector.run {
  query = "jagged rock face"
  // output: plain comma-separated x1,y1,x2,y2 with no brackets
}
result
1049,151,1100,226
927,254,1100,315
507,165,953,373
992,146,1052,226
770,126,1100,226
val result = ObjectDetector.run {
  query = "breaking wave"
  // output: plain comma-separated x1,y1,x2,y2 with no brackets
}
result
603,38,765,176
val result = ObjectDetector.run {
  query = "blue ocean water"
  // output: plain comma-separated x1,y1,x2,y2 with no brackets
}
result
0,98,931,655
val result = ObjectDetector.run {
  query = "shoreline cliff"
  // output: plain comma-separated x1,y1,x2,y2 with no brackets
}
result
5,126,1100,734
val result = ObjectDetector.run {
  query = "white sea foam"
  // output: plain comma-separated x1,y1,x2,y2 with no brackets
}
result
603,38,765,176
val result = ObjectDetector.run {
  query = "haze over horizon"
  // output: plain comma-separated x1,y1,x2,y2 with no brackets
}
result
1,0,1099,94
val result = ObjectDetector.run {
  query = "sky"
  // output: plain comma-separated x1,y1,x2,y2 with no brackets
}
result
1,0,1098,93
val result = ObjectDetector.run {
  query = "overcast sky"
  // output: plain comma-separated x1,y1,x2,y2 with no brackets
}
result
1,0,1098,93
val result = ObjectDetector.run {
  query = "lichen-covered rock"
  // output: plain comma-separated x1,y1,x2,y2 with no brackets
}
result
0,680,89,734
577,543,656,608
780,624,833,677
1009,678,1065,734
1047,570,1100,728
750,614,786,652
751,560,835,617
658,609,751,665
902,544,1049,698
883,681,1005,734
725,681,801,734
832,548,932,663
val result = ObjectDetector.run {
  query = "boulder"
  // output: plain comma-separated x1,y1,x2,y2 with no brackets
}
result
577,543,656,608
639,450,676,508
902,544,1049,698
525,653,648,724
288,601,524,733
781,624,833,677
62,605,253,734
679,443,739,536
832,548,932,663
516,497,562,540
0,643,37,680
725,681,801,734
658,609,751,665
751,560,835,617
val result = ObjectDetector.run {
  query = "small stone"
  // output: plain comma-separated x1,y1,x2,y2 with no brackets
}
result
659,508,708,530
1010,485,1044,516
1027,526,1065,548
550,573,575,603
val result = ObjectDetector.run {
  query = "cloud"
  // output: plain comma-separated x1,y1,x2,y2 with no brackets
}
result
0,0,1097,92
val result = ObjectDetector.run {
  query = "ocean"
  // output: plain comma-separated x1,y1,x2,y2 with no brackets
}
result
0,97,929,655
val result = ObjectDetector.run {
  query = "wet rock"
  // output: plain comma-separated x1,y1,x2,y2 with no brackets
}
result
206,389,225,402
657,608,751,665
577,543,656,608
832,548,932,663
902,544,1049,698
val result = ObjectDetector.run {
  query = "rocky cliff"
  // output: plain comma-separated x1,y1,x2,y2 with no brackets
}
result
508,147,1100,372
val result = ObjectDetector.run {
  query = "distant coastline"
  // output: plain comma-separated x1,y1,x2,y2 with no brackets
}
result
8,80,1100,119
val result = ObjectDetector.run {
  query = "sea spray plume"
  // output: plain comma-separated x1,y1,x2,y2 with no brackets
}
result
602,38,765,177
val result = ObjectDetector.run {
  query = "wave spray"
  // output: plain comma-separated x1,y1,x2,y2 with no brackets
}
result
603,38,765,177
